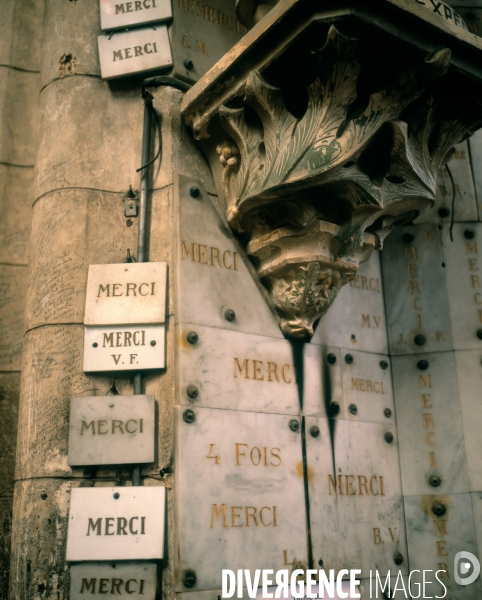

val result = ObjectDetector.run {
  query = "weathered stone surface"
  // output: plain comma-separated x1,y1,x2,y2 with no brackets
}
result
404,493,480,599
392,352,469,495
311,252,388,354
9,0,45,72
0,264,27,370
15,324,134,480
0,373,20,491
455,351,482,491
0,496,13,600
174,406,307,591
40,0,101,88
0,0,15,67
25,189,137,329
0,164,33,265
176,324,299,414
382,225,453,354
0,67,40,166
441,223,482,349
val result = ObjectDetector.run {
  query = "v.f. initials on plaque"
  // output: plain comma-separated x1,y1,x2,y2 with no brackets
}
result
83,263,167,372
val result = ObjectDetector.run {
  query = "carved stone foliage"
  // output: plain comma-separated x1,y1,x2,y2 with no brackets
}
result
183,15,482,338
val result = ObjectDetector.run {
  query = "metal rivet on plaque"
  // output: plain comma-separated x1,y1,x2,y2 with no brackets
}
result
393,553,403,565
402,233,414,243
93,342,98,348
438,207,450,218
183,570,197,588
414,334,426,346
429,474,441,487
187,385,199,399
327,353,337,364
113,492,120,499
310,426,320,438
183,409,196,424
224,309,236,322
187,331,198,344
417,359,429,370
150,340,156,346
328,401,340,417
432,501,446,517
477,329,482,340
183,59,194,70
464,229,475,240
189,186,200,198
384,408,392,418
349,404,357,415
289,419,300,432
380,360,388,370
345,354,353,364
385,431,394,443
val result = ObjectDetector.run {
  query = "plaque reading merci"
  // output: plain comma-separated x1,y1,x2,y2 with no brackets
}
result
83,263,167,372
66,487,166,561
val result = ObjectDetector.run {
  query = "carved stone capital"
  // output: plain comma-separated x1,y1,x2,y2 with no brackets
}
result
182,0,482,338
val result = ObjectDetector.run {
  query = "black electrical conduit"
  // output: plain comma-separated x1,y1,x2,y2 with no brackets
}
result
132,76,192,487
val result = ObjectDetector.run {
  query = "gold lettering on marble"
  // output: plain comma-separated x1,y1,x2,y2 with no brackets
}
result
422,393,433,408
470,275,481,288
328,474,385,496
79,419,143,435
419,375,432,388
235,443,281,466
349,275,381,292
430,452,436,468
405,247,418,260
423,413,435,428
177,0,247,33
437,541,448,557
210,504,228,528
206,443,220,464
210,504,277,528
351,378,385,394
426,432,436,447
86,517,146,536
466,241,477,255
182,240,238,270
373,528,383,545
361,314,382,328
433,520,448,537
233,358,294,383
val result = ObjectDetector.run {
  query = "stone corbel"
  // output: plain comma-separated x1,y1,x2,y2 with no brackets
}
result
182,0,482,338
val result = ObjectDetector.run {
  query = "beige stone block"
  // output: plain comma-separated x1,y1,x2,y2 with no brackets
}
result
35,77,144,197
0,265,26,370
25,189,137,329
0,164,33,264
0,0,15,66
0,67,40,166
40,0,101,88
35,81,214,198
10,0,45,72
0,373,20,488
16,324,134,479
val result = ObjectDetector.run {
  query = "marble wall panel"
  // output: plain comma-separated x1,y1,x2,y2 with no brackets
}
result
174,406,307,592
454,351,482,491
472,491,482,578
441,223,482,349
307,418,406,578
415,142,477,224
381,224,453,354
175,175,282,338
302,344,343,419
311,251,388,354
469,128,482,220
176,324,299,415
340,350,394,424
404,493,480,599
392,352,469,496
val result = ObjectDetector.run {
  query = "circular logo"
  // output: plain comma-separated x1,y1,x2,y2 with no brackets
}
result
454,551,481,586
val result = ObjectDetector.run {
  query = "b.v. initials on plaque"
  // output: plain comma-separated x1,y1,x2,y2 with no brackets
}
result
83,263,167,372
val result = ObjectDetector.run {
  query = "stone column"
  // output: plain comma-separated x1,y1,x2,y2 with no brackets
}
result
8,0,213,596
0,0,44,596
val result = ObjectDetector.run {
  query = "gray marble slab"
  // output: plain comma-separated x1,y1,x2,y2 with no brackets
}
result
306,418,407,578
381,224,453,354
302,344,343,418
84,262,167,326
415,142,477,224
455,351,482,491
340,350,395,424
311,251,388,354
441,223,482,349
404,493,480,599
70,562,157,599
174,406,307,591
66,486,166,561
68,395,155,466
392,352,469,495
170,0,248,84
176,324,299,415
469,128,482,220
175,176,282,338
84,325,165,372
98,26,172,80
99,0,172,31
471,491,482,589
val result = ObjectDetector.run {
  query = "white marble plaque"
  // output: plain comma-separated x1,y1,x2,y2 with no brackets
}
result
302,344,343,418
392,352,469,495
311,252,388,354
320,419,407,577
84,263,167,326
340,351,394,424
100,0,172,31
174,406,307,591
68,395,155,466
381,224,453,354
175,176,282,338
70,562,157,599
83,324,165,372
472,491,482,580
404,494,480,600
66,486,166,561
98,26,172,80
177,324,299,415
469,128,482,220
441,223,482,349
415,142,477,224
455,351,482,492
